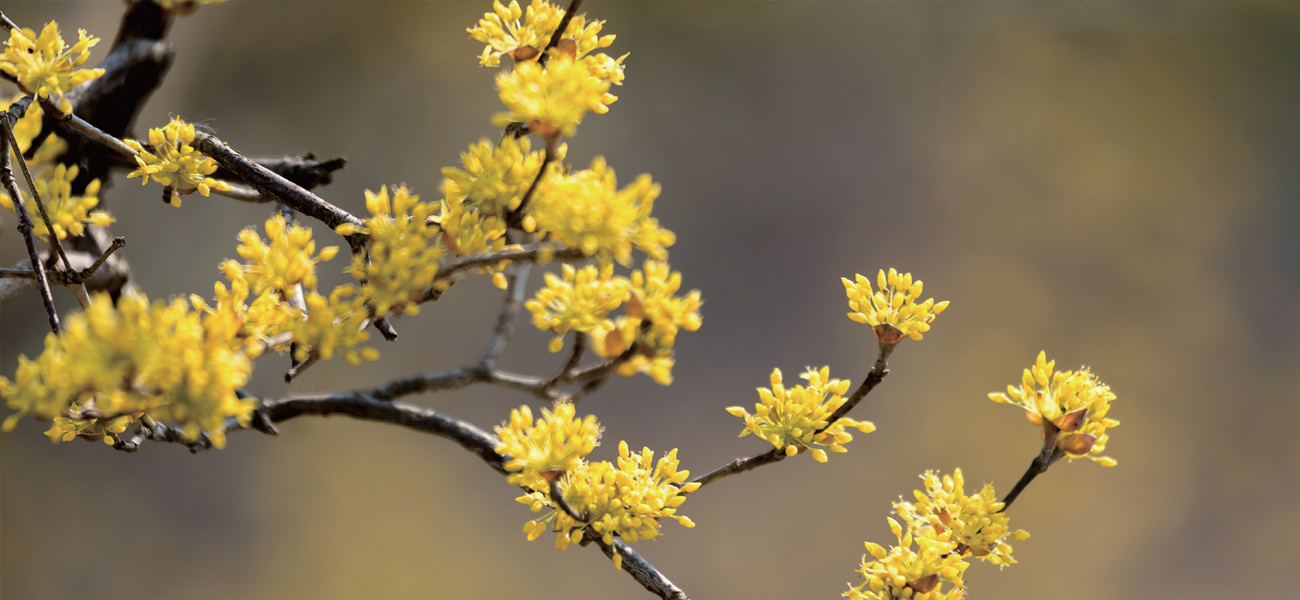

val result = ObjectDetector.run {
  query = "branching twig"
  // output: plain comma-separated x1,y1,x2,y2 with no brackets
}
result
1,114,60,331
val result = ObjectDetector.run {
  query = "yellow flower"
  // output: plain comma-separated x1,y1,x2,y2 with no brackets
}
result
527,158,674,265
842,269,949,342
895,469,1029,566
584,260,701,385
518,440,698,568
469,0,616,68
125,117,231,205
496,402,601,490
220,214,337,296
492,55,617,138
432,198,509,259
846,517,969,600
190,276,297,356
339,185,443,317
988,351,1119,466
289,286,377,366
0,292,256,449
441,137,559,216
726,367,874,462
0,22,104,114
0,163,112,241
525,263,631,350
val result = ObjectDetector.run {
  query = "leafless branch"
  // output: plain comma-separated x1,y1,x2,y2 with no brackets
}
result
687,340,897,490
1,112,60,330
192,132,366,249
588,532,690,600
418,245,586,304
481,262,533,368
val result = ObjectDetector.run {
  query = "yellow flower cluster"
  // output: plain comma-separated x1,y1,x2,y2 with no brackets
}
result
0,163,112,241
584,260,702,385
847,517,969,600
525,263,631,352
338,185,443,317
442,137,558,217
895,469,1030,566
842,269,949,342
519,441,699,570
44,413,132,444
496,402,601,489
433,196,509,266
203,216,376,367
190,277,297,356
989,351,1119,466
527,157,674,265
726,367,874,463
0,22,104,115
125,117,231,205
220,214,338,295
290,286,378,366
0,292,256,448
469,0,617,71
492,55,618,139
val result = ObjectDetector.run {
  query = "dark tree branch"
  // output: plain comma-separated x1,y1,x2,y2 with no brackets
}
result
193,132,366,250
112,0,173,48
260,394,508,475
213,154,347,191
588,532,690,600
1,115,59,331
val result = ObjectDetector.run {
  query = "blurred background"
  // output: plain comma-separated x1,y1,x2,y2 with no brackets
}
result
3,1,1299,598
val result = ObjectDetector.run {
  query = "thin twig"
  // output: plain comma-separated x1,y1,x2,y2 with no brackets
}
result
419,245,586,304
193,132,365,248
818,340,895,432
1000,425,1065,511
549,476,586,522
212,182,273,204
2,113,75,276
686,448,786,489
688,340,898,490
539,0,585,68
1,116,59,331
481,262,532,369
41,100,141,160
508,138,557,227
0,11,19,33
79,237,127,281
545,332,587,389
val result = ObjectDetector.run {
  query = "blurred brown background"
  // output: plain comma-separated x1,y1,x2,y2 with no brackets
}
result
3,1,1299,599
